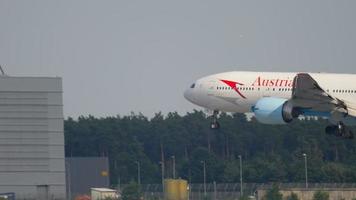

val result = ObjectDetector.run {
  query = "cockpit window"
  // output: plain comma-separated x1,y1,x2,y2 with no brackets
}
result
190,83,196,88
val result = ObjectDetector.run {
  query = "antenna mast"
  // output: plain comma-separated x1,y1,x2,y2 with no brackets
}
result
0,65,6,76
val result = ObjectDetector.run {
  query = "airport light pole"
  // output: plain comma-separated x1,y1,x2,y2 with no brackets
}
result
303,153,308,188
238,155,243,197
201,160,207,198
171,155,176,179
159,161,165,192
135,161,141,185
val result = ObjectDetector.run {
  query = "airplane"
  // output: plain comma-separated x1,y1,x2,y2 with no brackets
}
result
184,71,356,139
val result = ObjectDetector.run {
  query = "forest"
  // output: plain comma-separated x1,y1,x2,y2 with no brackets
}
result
64,110,356,185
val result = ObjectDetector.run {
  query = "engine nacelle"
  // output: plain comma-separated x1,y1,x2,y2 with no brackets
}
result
253,97,297,125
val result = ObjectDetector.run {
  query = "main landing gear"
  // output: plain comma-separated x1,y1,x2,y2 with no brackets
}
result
210,110,220,129
325,122,354,139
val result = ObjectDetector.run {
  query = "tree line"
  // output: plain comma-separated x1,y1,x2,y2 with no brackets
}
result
64,110,356,185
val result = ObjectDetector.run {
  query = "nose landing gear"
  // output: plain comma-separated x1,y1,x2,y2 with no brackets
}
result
325,122,354,139
210,110,220,129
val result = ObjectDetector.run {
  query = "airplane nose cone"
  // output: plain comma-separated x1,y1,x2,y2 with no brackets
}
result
184,88,193,102
184,87,198,104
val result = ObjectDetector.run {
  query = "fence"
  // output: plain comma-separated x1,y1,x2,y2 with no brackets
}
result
133,183,356,200
0,193,15,200
137,183,256,200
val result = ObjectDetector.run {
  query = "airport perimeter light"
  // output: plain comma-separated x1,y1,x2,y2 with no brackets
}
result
135,161,141,185
201,160,207,198
303,153,308,188
159,161,165,192
238,155,243,197
171,156,176,179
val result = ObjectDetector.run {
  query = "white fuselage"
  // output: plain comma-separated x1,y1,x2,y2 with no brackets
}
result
184,71,356,114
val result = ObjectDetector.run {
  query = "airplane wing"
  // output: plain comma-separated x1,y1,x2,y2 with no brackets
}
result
291,73,356,117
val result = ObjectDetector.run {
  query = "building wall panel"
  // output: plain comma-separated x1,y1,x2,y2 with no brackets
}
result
0,77,66,199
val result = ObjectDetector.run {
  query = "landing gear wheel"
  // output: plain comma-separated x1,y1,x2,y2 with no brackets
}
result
210,121,220,129
346,131,354,139
342,124,354,139
337,122,345,134
325,122,354,139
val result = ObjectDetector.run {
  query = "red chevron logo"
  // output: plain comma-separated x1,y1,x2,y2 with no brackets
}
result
220,80,246,99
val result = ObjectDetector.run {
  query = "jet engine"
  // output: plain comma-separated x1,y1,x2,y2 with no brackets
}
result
253,97,299,125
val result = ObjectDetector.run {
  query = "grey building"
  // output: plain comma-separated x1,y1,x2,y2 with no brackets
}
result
66,157,110,199
0,76,66,199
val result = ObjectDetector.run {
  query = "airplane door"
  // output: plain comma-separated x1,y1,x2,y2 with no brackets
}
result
207,80,217,96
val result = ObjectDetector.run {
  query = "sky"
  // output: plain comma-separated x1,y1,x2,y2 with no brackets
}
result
0,0,356,118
